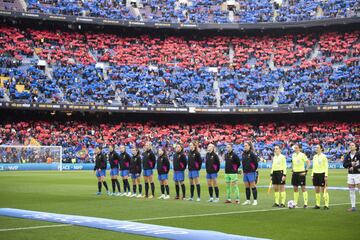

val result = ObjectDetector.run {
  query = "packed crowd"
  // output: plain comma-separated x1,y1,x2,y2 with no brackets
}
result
1,26,358,69
0,120,358,163
106,65,217,106
26,0,137,20
0,25,359,106
279,65,360,106
24,0,360,24
273,0,358,22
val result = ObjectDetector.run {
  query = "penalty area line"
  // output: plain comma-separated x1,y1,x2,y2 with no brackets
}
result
129,202,359,222
0,224,71,232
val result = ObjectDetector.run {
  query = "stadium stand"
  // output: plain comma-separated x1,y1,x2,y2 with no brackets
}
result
26,0,137,20
0,25,359,106
0,120,358,163
23,0,360,23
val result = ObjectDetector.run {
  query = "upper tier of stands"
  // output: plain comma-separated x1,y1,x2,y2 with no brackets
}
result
17,0,359,24
0,26,359,107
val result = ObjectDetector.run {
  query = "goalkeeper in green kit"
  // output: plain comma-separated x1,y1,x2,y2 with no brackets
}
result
224,144,241,204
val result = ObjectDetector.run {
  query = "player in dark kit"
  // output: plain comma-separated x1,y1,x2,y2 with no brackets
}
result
119,145,131,196
157,147,170,200
343,142,360,212
94,146,110,195
205,144,220,203
130,147,143,198
108,145,121,196
224,143,241,204
142,142,156,198
173,144,187,200
241,142,259,206
187,141,202,201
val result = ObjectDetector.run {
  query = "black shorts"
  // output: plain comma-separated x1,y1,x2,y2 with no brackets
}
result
291,172,306,186
312,173,325,187
272,170,285,185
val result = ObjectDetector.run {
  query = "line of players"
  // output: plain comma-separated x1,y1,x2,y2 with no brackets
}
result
93,140,360,211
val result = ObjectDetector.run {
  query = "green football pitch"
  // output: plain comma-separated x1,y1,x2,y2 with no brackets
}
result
0,169,359,240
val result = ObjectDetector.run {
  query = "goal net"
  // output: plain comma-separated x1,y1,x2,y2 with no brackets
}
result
0,145,63,171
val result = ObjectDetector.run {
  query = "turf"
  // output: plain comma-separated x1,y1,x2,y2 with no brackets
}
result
0,169,359,240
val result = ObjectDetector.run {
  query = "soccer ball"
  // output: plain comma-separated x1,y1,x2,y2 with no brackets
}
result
287,200,296,209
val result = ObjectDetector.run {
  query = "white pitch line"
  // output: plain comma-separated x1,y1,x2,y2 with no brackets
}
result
129,202,359,222
0,224,71,232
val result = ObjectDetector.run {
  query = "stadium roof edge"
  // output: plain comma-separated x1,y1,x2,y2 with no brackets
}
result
0,10,359,31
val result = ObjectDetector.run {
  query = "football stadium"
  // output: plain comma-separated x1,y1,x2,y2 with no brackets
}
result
0,1,359,240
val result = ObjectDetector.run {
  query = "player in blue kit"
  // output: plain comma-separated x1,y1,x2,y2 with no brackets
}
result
94,146,110,195
157,147,170,199
187,141,202,201
142,142,156,198
173,144,187,200
205,144,220,203
241,142,260,206
130,146,143,198
119,145,131,196
108,145,121,196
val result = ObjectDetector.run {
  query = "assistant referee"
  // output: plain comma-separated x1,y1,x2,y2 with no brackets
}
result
312,144,329,210
291,143,310,208
271,145,287,207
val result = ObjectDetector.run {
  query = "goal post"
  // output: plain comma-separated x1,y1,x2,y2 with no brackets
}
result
0,145,63,171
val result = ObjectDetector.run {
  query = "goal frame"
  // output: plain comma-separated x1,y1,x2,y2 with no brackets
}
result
0,145,63,171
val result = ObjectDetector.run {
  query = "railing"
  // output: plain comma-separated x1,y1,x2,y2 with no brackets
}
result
0,9,359,31
0,101,359,114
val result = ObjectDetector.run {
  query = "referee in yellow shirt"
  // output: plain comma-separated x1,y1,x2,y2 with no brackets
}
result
271,145,287,207
312,144,329,210
291,144,311,208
